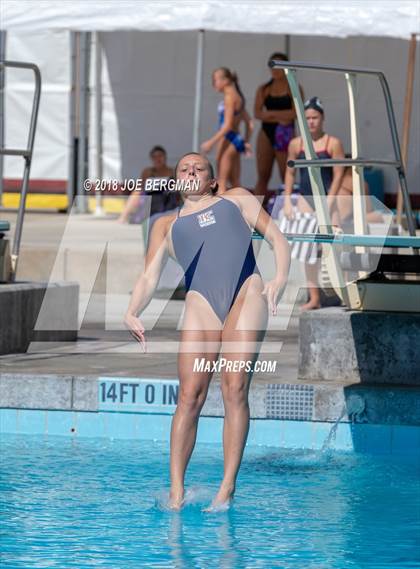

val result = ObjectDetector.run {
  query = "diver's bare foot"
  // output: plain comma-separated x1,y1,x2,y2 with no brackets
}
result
300,300,321,312
168,489,185,511
117,216,129,224
204,483,234,511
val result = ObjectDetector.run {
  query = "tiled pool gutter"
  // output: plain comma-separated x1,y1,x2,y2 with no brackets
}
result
1,374,419,455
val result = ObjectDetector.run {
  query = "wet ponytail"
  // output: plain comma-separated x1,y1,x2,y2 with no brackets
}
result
217,67,246,107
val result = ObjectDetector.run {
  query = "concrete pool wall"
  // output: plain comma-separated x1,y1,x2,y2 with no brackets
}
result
1,375,419,455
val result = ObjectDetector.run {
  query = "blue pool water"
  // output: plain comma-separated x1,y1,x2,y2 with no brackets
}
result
1,434,419,568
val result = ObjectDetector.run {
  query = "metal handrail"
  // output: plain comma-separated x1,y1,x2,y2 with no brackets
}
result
288,158,400,168
1,148,32,157
0,60,41,281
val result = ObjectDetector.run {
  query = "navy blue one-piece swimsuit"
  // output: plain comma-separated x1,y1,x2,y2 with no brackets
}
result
297,135,333,196
171,197,260,324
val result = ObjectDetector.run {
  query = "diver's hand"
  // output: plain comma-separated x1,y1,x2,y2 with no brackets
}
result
262,277,287,316
124,313,146,352
200,140,213,155
283,196,294,220
244,142,253,157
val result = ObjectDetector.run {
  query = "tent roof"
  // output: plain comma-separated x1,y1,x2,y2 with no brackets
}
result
2,0,419,38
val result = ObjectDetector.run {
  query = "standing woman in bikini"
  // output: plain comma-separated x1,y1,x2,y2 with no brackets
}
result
201,68,253,194
124,153,290,510
254,52,304,205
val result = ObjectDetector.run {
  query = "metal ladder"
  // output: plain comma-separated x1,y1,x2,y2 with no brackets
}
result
0,60,41,282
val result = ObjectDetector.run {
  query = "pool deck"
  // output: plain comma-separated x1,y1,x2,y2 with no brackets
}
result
0,318,301,381
1,312,420,428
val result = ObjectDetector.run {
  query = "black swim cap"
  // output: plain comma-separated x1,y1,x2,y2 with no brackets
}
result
304,97,324,115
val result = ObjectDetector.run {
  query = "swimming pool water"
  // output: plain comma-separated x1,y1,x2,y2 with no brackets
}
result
1,434,419,568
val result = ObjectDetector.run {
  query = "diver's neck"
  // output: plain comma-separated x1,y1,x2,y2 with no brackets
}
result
183,192,215,208
312,131,325,142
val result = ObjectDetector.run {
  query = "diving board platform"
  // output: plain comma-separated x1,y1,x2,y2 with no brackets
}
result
252,229,420,312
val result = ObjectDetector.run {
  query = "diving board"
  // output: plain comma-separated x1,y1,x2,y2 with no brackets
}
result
253,231,420,249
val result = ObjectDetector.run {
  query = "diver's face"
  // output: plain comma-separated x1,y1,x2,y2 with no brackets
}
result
151,150,166,169
212,70,228,92
176,154,215,196
270,67,285,80
305,109,324,135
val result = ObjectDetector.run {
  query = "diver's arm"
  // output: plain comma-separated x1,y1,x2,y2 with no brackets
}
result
125,217,170,318
201,93,235,152
251,197,291,284
242,108,254,143
283,138,299,196
328,137,345,197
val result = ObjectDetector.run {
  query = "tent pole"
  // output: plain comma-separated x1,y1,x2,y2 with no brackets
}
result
396,33,418,226
67,31,77,212
77,31,92,214
192,29,204,152
94,31,104,216
0,31,6,207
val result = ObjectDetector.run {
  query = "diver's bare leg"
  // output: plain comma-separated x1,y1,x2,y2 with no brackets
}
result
169,347,213,508
218,143,237,194
169,293,221,509
212,276,268,506
255,129,275,205
301,260,321,311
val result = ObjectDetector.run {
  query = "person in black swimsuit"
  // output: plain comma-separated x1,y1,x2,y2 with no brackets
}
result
284,97,345,311
254,52,304,205
124,153,290,510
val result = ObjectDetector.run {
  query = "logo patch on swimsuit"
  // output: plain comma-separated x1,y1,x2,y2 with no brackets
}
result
197,210,216,228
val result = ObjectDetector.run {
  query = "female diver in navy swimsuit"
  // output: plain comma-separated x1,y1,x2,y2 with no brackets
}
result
201,67,253,194
284,97,345,311
124,153,290,510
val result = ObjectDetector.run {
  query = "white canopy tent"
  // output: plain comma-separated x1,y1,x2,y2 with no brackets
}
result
1,1,419,214
3,1,419,37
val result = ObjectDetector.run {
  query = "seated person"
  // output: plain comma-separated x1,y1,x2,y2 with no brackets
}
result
117,145,176,224
283,97,345,310
117,145,178,248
